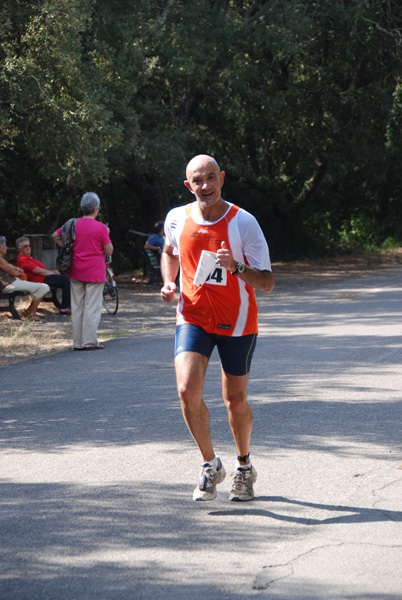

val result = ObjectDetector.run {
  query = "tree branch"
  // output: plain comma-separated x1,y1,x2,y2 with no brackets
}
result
153,0,176,30
28,75,78,114
362,18,402,46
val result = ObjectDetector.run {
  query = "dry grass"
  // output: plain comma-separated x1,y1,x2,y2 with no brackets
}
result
0,274,169,368
1,249,401,369
0,298,72,367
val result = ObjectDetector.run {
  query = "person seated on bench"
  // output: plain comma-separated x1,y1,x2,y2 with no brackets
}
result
16,236,71,315
144,222,165,256
0,236,49,321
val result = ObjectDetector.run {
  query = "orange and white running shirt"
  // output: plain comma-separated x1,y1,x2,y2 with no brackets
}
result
164,201,271,337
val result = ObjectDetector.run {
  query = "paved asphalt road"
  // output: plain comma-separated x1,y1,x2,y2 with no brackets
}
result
1,267,401,600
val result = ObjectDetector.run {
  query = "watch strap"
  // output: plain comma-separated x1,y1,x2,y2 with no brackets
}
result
231,262,245,276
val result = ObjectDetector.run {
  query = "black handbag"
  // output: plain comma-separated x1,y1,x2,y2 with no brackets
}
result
56,218,77,274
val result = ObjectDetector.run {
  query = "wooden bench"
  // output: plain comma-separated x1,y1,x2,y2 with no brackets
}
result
142,249,162,284
0,286,61,319
0,290,28,320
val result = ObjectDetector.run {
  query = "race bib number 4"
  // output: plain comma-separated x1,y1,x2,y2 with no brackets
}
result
194,250,227,286
205,266,227,286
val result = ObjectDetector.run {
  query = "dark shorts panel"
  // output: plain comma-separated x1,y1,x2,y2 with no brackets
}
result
175,323,257,376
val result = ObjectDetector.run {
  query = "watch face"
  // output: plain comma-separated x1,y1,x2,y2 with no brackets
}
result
231,262,245,275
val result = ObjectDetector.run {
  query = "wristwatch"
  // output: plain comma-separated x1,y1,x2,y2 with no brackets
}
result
231,262,245,276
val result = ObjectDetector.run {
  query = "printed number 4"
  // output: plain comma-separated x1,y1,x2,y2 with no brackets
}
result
206,267,226,285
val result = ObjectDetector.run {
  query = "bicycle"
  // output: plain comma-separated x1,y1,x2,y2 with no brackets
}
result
103,259,119,315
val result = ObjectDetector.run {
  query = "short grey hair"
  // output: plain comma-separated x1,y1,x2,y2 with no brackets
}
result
0,236,6,250
15,236,30,250
80,192,100,215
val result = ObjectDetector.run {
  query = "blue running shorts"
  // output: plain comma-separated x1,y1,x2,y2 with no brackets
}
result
175,323,257,376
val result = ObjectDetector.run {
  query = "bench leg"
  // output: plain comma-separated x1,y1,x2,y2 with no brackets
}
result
9,297,22,320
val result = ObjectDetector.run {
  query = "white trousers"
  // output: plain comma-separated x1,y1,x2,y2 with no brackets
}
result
3,278,49,300
70,279,104,349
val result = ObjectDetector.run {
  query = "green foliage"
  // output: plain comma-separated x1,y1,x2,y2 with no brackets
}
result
2,0,119,185
381,236,401,250
339,216,378,252
0,0,402,267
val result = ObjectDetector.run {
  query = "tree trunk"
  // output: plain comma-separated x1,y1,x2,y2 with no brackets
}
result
44,185,74,235
298,158,329,219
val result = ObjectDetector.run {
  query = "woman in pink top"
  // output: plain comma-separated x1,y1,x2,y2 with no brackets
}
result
52,192,113,351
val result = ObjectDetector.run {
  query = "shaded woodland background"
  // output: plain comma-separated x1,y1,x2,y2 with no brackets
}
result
1,0,402,272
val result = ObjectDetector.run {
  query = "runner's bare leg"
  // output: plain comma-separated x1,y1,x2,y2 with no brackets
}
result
175,351,215,462
222,371,252,465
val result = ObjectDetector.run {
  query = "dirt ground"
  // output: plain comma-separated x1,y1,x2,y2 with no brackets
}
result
1,249,401,368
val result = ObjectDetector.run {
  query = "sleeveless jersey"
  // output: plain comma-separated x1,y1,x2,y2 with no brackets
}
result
166,202,269,337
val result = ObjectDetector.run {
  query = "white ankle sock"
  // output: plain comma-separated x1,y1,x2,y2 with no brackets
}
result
204,455,218,468
236,460,251,470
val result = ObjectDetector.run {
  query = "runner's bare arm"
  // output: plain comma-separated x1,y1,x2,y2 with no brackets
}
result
160,244,179,303
216,242,274,293
238,267,274,293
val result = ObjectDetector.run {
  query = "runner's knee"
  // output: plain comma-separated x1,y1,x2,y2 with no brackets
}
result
177,380,202,409
224,391,248,414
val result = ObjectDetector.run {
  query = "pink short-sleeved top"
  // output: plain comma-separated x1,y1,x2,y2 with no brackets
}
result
58,217,111,282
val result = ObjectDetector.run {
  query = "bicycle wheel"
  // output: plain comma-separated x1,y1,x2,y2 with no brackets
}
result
103,268,119,315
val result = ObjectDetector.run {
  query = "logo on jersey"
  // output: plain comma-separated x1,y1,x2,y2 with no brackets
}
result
191,228,209,237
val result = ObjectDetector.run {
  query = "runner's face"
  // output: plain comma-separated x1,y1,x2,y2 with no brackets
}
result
184,159,225,209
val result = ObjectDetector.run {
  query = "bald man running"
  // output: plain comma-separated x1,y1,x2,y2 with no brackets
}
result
161,154,274,502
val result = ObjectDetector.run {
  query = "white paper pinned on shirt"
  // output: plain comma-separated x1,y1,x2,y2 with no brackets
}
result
193,250,218,286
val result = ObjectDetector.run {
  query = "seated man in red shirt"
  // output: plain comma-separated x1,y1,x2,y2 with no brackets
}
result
16,236,71,314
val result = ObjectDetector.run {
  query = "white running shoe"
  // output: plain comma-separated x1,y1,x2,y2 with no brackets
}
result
229,465,257,501
193,457,226,501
